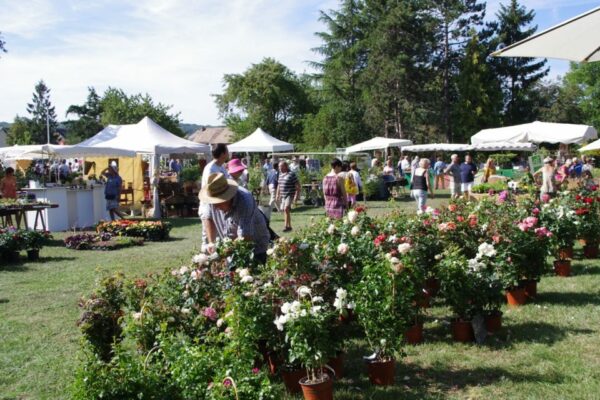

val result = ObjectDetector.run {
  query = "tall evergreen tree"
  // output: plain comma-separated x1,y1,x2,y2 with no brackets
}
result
305,0,370,147
26,80,58,144
493,0,548,125
453,31,503,141
360,0,437,141
430,0,486,142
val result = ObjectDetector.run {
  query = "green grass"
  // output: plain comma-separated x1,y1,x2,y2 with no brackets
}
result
2,193,600,399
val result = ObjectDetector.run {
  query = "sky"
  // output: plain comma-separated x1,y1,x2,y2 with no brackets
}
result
0,0,598,126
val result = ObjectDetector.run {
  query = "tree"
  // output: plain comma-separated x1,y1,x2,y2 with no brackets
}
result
493,0,548,125
564,62,600,129
453,31,503,142
306,0,370,147
360,0,437,141
7,116,33,145
214,58,315,142
430,0,486,142
26,80,58,144
64,87,104,143
99,88,184,137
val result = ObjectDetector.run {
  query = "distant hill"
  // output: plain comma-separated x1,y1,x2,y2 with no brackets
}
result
0,122,10,129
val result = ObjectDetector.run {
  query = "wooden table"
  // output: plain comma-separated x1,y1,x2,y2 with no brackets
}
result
0,204,59,231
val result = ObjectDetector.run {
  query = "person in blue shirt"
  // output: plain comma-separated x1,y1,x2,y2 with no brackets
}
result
433,156,447,190
103,162,125,221
459,154,478,200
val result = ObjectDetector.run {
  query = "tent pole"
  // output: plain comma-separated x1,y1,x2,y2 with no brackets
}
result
151,154,161,218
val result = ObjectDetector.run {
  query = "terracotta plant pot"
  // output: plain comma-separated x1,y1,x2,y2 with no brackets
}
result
484,312,503,334
554,259,571,277
281,368,306,394
506,287,527,307
424,277,440,297
326,353,344,379
299,375,333,400
451,319,474,343
27,249,40,261
583,244,599,259
523,280,538,298
366,358,395,385
558,247,573,260
404,322,424,345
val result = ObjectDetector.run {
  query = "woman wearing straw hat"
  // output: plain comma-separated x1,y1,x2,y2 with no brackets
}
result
200,173,270,265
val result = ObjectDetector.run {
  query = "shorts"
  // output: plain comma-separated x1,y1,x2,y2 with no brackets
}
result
281,195,293,209
461,182,474,193
450,182,461,196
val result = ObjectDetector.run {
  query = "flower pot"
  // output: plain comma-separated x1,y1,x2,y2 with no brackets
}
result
299,375,333,400
451,319,474,343
366,358,395,385
558,247,573,260
506,287,527,307
281,368,306,394
583,244,599,259
26,249,40,261
424,277,440,297
484,312,503,334
554,259,571,277
326,353,344,379
523,280,538,299
404,322,424,345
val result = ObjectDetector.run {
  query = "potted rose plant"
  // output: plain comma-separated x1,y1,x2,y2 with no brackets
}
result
353,256,409,385
22,230,52,261
274,286,336,400
574,190,600,258
539,194,578,276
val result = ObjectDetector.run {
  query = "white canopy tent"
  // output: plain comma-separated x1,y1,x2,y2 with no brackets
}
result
471,121,598,145
227,128,294,153
345,137,412,154
0,144,136,160
402,143,471,153
471,141,537,152
80,117,211,218
492,6,600,62
579,139,600,153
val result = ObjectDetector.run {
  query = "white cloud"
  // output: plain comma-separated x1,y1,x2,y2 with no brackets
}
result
0,0,337,124
0,0,62,38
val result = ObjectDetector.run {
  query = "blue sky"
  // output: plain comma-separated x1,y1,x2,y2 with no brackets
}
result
0,0,598,125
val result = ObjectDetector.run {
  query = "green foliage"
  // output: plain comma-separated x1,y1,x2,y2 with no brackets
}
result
214,58,315,143
179,165,201,183
7,115,34,145
100,87,184,137
65,87,104,142
564,62,600,130
493,0,549,125
471,181,508,194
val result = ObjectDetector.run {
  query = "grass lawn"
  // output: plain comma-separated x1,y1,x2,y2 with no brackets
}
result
2,192,600,399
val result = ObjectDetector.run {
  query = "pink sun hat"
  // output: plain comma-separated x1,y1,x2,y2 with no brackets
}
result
227,158,247,174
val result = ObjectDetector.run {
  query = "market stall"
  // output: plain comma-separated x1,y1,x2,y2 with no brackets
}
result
471,121,598,145
227,127,294,153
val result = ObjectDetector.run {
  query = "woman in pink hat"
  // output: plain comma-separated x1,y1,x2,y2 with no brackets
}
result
227,158,249,188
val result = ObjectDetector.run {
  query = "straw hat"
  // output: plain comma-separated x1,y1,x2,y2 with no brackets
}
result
227,158,247,175
199,173,238,204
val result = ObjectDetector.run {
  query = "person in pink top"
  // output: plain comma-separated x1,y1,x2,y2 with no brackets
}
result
0,167,18,199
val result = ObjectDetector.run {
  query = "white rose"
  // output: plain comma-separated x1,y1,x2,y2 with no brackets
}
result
262,282,273,288
337,243,349,255
240,275,254,283
312,296,324,303
347,302,355,310
297,286,312,297
351,226,360,236
266,248,275,256
179,266,189,275
181,307,191,314
281,302,292,315
336,288,348,299
333,298,342,310
216,318,224,328
397,243,411,254
347,210,358,224
310,305,322,315
327,224,336,235
192,253,209,265
132,311,142,321
299,242,309,250
238,268,250,278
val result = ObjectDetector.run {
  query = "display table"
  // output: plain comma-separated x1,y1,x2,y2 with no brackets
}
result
25,186,109,231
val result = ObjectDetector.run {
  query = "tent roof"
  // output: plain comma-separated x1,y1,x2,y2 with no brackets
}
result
227,128,293,153
402,142,536,153
345,136,412,154
471,121,598,145
492,6,600,62
579,138,600,153
0,144,136,160
79,117,210,155
402,143,471,152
